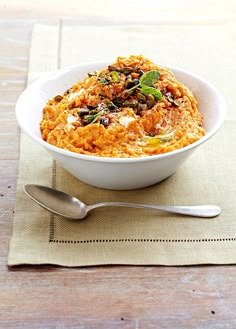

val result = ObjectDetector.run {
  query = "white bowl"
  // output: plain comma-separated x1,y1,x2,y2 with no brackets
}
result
15,62,226,190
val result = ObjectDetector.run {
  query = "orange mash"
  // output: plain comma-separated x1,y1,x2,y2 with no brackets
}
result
40,55,205,157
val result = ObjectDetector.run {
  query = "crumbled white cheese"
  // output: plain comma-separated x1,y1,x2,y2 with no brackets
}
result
119,116,135,128
97,103,107,111
66,114,77,129
68,88,85,101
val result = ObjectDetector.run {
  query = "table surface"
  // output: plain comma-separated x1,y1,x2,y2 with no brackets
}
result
1,1,236,328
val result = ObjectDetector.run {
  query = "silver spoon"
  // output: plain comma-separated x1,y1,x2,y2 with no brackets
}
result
23,184,221,219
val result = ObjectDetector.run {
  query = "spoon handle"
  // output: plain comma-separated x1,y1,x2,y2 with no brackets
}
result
87,202,221,218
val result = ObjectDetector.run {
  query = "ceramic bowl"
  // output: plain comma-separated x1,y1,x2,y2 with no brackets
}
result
15,62,226,190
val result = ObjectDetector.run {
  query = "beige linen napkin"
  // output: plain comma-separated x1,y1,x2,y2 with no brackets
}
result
8,23,236,266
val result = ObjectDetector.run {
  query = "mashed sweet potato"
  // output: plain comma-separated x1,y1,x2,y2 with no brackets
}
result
40,55,205,157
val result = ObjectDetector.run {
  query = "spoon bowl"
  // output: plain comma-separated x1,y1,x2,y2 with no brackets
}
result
24,184,88,219
23,184,222,219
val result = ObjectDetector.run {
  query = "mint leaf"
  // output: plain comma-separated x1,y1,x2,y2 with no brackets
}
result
139,70,160,87
139,85,162,100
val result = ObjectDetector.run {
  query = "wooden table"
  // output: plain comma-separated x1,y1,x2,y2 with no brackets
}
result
1,1,236,327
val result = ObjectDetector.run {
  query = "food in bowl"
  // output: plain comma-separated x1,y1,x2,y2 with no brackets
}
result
40,55,206,158
15,58,226,189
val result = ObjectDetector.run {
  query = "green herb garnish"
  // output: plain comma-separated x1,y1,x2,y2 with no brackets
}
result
126,70,162,100
139,70,160,87
85,110,104,125
139,85,162,100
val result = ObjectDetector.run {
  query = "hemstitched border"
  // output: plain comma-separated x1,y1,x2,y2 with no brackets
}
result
48,153,234,245
49,237,236,244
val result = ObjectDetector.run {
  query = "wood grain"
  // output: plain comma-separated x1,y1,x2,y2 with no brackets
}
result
1,1,236,328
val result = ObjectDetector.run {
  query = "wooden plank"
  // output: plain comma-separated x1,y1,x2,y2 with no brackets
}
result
0,22,29,160
0,19,60,161
0,265,235,328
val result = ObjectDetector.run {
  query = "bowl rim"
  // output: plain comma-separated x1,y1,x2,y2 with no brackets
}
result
15,62,227,163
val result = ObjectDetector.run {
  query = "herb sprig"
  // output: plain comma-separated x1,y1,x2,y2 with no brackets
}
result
85,110,104,125
127,70,162,100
